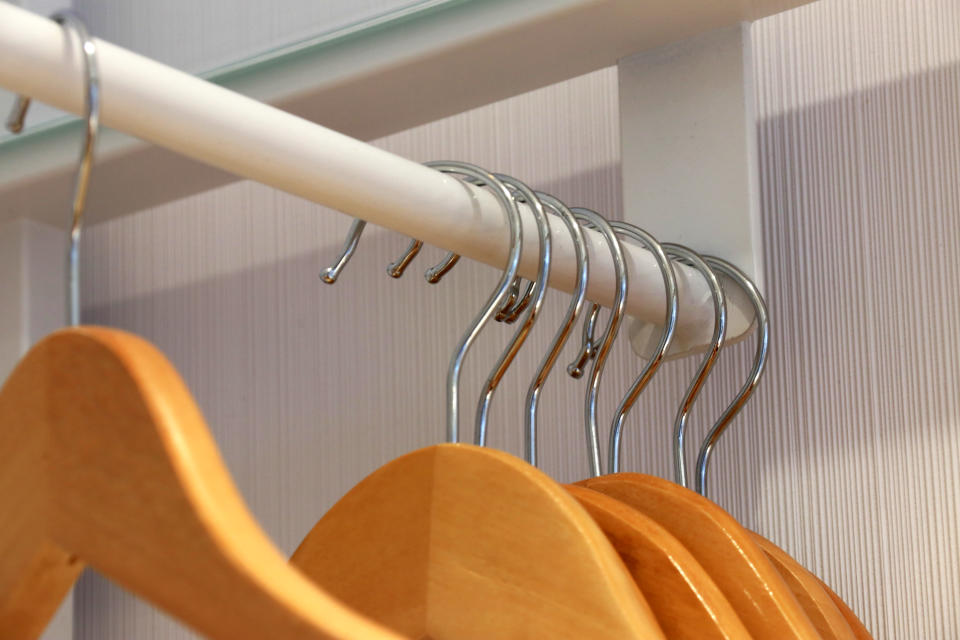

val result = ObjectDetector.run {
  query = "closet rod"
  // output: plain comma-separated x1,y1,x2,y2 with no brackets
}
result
0,3,726,348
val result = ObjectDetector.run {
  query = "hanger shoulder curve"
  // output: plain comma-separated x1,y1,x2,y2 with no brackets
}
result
291,443,666,640
814,577,873,639
0,327,399,640
564,484,751,640
750,532,855,640
579,473,820,640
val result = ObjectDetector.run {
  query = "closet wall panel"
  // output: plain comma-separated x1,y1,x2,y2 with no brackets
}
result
74,0,958,637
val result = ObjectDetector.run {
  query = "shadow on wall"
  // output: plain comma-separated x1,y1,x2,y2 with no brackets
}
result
742,58,960,635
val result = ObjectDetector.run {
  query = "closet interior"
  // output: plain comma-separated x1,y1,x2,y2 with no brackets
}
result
1,0,958,638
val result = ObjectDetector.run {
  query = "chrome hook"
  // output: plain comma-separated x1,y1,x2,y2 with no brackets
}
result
319,218,438,284
661,244,727,488
385,239,424,278
606,220,678,474
474,175,551,448
523,192,589,466
694,256,769,498
320,219,366,283
7,11,99,327
569,208,627,477
424,161,524,443
566,303,601,378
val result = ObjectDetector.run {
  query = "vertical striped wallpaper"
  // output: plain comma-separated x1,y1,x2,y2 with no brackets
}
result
71,0,958,637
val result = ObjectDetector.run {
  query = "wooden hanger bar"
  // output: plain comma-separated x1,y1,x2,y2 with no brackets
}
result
579,473,821,639
0,327,399,639
564,484,751,639
291,444,667,639
750,532,855,640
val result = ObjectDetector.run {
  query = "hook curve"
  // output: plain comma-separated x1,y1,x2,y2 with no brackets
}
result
474,176,551,447
568,208,627,478
523,192,589,466
423,161,524,443
660,243,727,488
7,11,99,327
694,256,769,498
606,220,678,474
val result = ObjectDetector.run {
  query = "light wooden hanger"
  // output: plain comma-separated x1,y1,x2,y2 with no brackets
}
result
750,533,855,640
504,207,748,640
565,485,751,640
0,327,401,639
291,444,666,639
679,258,858,639
815,578,873,639
1,18,397,638
290,167,664,639
562,239,818,638
580,473,820,639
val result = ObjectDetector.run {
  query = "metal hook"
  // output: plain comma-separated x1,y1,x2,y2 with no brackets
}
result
496,276,535,324
523,192,589,466
694,256,769,498
320,219,366,283
566,303,601,378
493,277,523,322
606,221,678,474
474,175,551,447
7,11,99,327
385,238,424,278
423,251,461,283
568,208,627,478
319,218,435,283
424,161,524,443
661,244,727,489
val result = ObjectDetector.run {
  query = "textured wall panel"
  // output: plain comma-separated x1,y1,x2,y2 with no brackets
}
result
70,0,959,637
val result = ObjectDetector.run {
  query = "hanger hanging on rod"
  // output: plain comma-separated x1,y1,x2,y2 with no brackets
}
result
503,209,749,639
0,17,402,638
685,257,859,640
290,162,665,639
0,328,406,640
574,222,821,640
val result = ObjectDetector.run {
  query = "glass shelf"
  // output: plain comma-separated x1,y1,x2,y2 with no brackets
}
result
0,0,466,142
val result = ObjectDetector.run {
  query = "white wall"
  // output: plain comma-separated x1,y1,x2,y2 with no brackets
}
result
64,0,959,637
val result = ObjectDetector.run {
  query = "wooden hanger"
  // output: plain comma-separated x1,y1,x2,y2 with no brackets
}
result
815,578,873,639
579,473,821,640
564,484,751,640
748,533,854,639
0,327,400,640
290,444,667,639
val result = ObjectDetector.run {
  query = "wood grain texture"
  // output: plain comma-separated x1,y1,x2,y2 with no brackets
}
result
751,532,855,640
291,444,665,640
564,484,750,640
0,327,399,640
72,0,960,636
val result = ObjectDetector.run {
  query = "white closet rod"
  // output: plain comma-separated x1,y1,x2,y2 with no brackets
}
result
0,3,723,346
